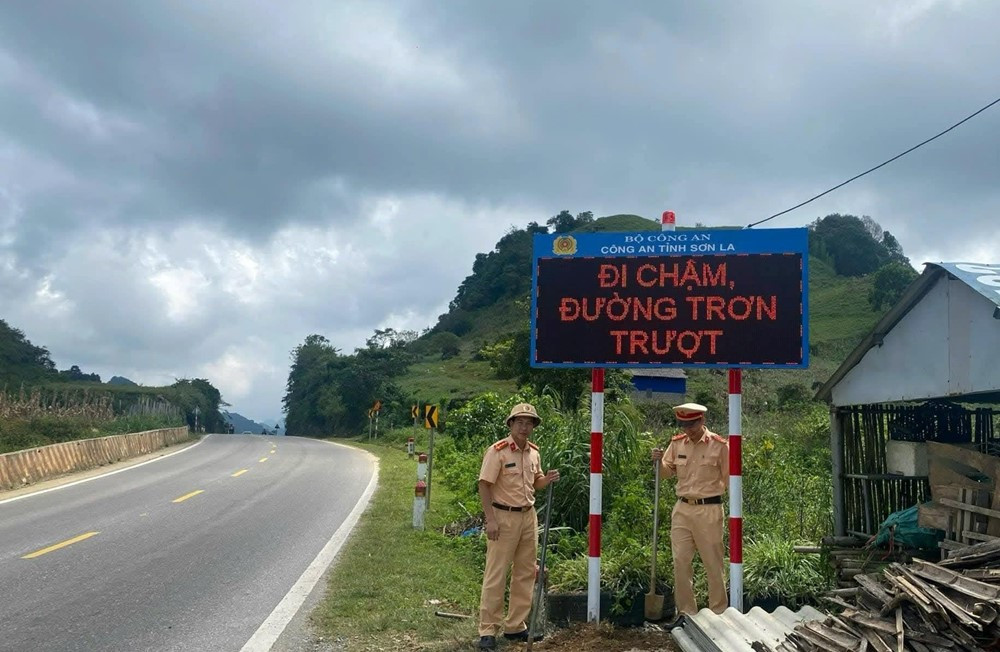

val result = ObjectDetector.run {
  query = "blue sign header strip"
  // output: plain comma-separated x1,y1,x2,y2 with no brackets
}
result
529,227,810,369
534,227,807,258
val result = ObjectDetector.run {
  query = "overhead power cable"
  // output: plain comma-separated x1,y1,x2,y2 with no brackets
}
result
747,94,1000,228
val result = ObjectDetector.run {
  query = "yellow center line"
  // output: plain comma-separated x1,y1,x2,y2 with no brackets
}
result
259,457,268,463
22,531,100,559
232,469,249,477
172,489,204,503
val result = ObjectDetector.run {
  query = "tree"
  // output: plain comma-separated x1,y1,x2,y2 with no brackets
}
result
58,365,101,383
446,223,547,314
366,328,418,349
546,210,594,234
868,262,919,311
811,214,889,277
0,319,56,387
487,329,590,410
170,378,227,433
437,332,461,359
860,215,884,242
282,335,344,437
880,230,908,265
282,329,415,437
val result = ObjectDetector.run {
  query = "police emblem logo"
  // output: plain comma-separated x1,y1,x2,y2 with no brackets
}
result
552,235,577,256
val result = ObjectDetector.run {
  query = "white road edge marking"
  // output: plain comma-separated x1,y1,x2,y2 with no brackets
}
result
0,436,208,506
239,442,379,652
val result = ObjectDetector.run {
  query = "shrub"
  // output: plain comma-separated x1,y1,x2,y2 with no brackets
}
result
0,413,184,454
742,404,832,542
436,388,836,613
743,534,831,607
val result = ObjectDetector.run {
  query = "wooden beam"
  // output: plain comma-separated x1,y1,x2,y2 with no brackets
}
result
833,408,847,538
938,497,1000,520
960,530,999,542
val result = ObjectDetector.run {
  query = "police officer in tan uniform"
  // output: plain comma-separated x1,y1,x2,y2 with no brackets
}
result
477,403,559,650
652,402,729,616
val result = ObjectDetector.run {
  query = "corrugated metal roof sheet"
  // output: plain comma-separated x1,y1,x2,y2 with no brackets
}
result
671,605,825,652
931,262,1000,309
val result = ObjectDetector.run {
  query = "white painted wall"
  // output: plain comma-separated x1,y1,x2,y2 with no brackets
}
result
963,278,1000,394
831,276,1000,406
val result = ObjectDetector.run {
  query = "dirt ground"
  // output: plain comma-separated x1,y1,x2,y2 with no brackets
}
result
316,622,678,651
526,623,677,652
424,623,678,652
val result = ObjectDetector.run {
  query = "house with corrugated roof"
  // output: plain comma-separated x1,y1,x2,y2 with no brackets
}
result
670,262,1000,651
815,262,1000,540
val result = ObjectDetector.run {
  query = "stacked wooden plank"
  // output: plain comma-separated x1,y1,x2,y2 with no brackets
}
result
774,539,1000,652
818,536,910,589
918,443,1000,552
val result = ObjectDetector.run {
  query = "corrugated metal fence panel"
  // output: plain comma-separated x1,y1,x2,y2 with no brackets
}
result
672,605,825,652
0,427,190,491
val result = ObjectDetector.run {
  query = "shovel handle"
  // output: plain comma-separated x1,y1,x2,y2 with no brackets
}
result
650,457,661,586
527,482,555,651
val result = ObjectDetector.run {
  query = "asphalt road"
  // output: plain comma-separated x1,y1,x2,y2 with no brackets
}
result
0,434,376,652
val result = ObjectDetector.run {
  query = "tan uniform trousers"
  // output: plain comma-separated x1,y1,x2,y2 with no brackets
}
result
671,501,727,615
479,507,538,636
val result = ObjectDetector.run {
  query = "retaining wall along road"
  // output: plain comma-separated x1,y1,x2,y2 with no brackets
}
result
0,427,191,491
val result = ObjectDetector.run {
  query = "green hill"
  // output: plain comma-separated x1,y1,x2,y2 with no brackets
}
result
399,214,889,405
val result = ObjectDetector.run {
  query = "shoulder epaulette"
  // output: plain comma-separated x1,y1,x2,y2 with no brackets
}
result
711,434,727,443
672,433,686,441
527,441,539,450
493,440,510,451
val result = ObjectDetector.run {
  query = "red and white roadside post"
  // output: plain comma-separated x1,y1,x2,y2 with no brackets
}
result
729,369,744,611
588,368,605,622
413,453,428,530
417,453,427,482
414,480,427,530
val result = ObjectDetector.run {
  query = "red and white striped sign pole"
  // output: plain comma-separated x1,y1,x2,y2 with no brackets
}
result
729,369,744,611
588,368,604,622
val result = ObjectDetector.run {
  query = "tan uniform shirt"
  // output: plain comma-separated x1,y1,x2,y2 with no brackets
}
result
660,428,729,499
479,436,544,508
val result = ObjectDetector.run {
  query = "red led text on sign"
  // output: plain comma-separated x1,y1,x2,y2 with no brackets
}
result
534,254,803,365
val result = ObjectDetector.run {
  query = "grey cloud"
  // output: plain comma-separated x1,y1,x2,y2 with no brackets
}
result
3,1,995,244
2,1,999,417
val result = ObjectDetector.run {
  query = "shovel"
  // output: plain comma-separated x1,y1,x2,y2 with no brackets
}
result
644,456,665,621
526,482,554,652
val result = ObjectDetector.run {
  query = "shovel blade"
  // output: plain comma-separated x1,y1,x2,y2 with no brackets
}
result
644,592,665,621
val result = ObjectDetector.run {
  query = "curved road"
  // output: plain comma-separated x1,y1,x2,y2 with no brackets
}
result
0,434,376,652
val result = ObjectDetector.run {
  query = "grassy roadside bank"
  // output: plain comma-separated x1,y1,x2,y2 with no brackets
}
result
311,435,680,652
312,439,484,651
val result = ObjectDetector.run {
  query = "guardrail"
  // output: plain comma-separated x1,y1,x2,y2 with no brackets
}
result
0,427,191,491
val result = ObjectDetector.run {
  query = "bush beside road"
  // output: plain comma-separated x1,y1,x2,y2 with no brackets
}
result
312,392,836,649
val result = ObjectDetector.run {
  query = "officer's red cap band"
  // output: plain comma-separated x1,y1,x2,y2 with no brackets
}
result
675,410,704,420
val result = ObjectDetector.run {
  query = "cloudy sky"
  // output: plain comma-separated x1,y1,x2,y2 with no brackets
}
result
1,1,997,423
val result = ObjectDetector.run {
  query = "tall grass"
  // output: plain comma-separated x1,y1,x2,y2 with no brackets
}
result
0,387,185,454
432,391,835,611
0,387,115,420
742,535,829,608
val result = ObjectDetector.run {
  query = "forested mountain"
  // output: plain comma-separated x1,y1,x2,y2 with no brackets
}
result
222,411,275,434
283,211,918,437
0,318,228,434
